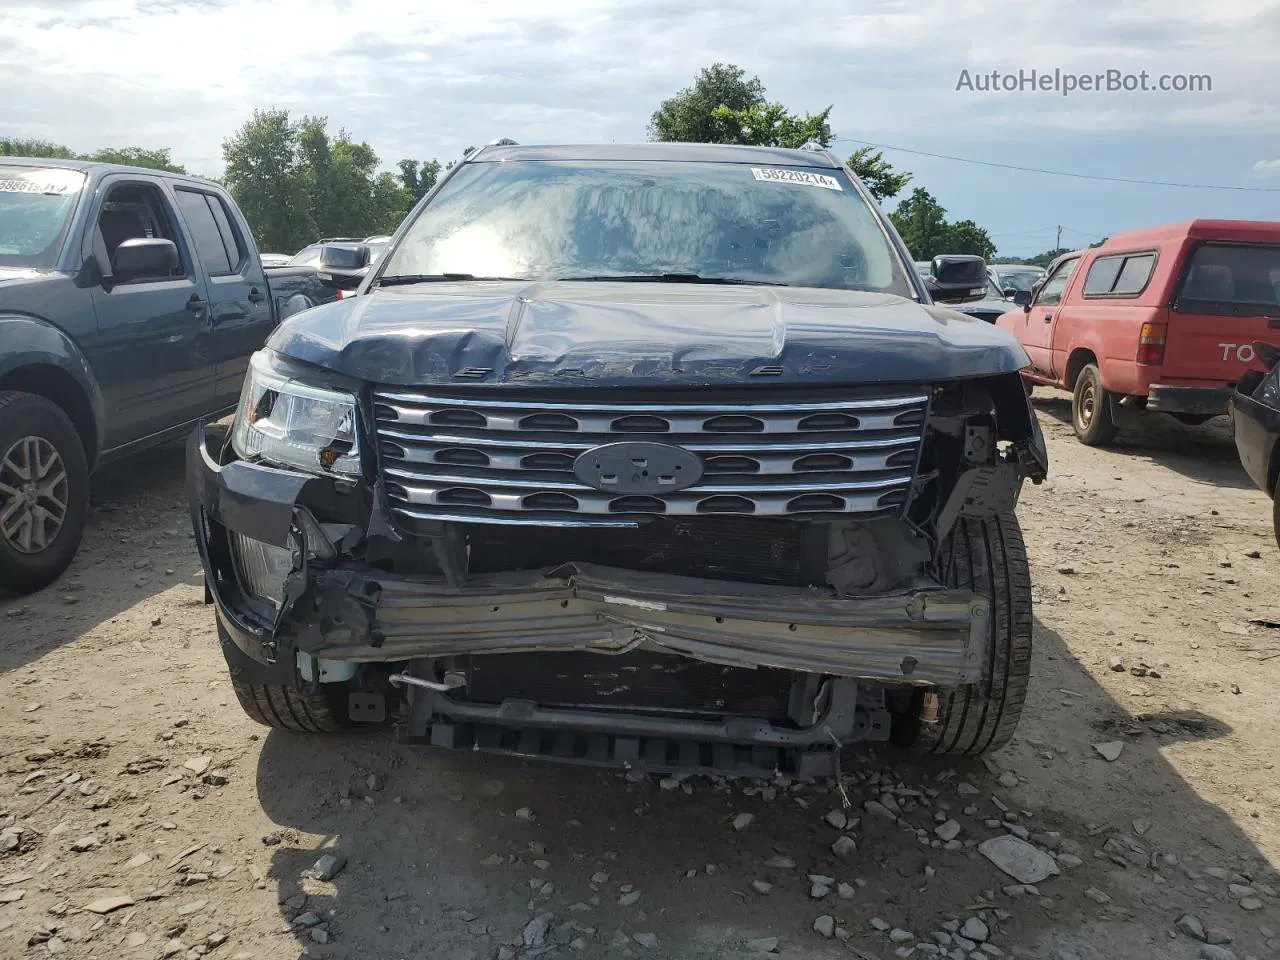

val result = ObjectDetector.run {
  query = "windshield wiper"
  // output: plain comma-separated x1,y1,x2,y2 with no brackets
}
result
376,273,528,287
561,273,790,287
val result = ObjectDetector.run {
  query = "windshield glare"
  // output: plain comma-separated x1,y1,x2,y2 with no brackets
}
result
382,160,912,295
0,166,86,269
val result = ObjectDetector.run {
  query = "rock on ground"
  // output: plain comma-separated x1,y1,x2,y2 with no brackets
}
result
978,836,1060,885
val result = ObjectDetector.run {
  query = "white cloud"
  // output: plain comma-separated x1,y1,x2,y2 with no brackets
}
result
1253,159,1280,174
0,0,1276,177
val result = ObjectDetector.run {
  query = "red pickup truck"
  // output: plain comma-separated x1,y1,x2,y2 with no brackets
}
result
997,219,1280,445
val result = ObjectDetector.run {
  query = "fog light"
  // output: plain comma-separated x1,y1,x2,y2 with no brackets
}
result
231,532,297,606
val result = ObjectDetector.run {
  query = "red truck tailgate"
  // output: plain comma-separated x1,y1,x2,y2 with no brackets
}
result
1163,309,1280,381
1164,241,1280,382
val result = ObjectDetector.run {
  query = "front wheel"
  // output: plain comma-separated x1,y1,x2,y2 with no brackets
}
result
1071,363,1118,446
0,391,90,596
1273,478,1280,552
893,513,1032,756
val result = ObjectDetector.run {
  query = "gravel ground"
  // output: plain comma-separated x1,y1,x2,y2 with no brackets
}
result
1,391,1279,960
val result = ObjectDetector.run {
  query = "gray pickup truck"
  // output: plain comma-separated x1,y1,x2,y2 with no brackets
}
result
0,157,338,594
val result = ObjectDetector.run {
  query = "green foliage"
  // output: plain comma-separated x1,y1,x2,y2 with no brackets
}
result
846,146,911,203
889,188,996,261
649,63,766,143
221,109,316,253
943,219,997,260
223,110,422,252
397,158,441,204
0,138,77,159
1013,247,1070,267
81,146,185,173
1,138,185,173
707,102,833,149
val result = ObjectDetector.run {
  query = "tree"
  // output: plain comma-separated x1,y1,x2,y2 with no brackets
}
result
82,147,185,173
889,188,951,260
846,146,911,203
397,159,441,204
1017,247,1070,267
707,101,833,149
1,138,184,173
298,117,391,239
1,138,76,159
889,188,997,261
649,63,766,143
222,109,315,253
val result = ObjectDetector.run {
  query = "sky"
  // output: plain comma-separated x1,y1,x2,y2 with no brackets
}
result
2,0,1279,257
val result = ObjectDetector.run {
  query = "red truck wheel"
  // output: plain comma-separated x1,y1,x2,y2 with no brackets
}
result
1072,364,1118,446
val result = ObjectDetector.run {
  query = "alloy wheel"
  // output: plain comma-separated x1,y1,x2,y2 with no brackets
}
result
0,435,70,555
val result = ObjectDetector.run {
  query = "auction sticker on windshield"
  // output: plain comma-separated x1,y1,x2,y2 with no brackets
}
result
750,167,843,191
0,169,85,195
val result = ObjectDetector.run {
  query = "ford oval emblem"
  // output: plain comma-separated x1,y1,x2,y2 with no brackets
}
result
573,442,704,495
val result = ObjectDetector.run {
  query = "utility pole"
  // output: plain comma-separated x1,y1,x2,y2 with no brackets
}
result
1055,225,1062,250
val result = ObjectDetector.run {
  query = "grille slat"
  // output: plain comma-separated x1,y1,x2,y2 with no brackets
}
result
382,441,915,477
374,389,928,526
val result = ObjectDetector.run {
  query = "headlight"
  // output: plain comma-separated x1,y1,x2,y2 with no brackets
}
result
231,351,361,476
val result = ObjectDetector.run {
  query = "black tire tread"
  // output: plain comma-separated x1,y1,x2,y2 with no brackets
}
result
231,676,350,733
1072,364,1119,446
909,512,1032,756
1273,477,1280,552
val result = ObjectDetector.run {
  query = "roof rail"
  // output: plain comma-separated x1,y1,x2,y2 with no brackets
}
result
464,138,520,163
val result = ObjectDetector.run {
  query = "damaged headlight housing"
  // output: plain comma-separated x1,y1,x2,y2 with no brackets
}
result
231,351,361,476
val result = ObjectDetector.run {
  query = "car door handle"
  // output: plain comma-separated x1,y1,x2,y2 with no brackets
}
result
247,287,265,303
1043,313,1054,323
186,296,208,314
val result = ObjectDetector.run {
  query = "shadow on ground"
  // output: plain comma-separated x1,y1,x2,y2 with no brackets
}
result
0,439,198,673
1032,393,1255,491
250,617,1276,960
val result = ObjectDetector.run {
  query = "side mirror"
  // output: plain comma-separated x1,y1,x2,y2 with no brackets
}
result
1002,287,1018,299
928,254,988,304
1013,289,1033,308
318,243,371,290
112,237,179,280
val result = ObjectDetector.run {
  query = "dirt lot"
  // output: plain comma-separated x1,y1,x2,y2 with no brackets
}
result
1,391,1278,960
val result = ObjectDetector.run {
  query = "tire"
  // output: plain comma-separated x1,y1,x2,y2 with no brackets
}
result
1071,363,1118,446
0,391,90,596
1273,479,1280,552
218,623,352,733
895,513,1033,756
231,677,353,733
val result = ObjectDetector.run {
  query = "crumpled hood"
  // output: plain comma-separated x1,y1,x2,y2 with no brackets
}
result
268,281,1031,387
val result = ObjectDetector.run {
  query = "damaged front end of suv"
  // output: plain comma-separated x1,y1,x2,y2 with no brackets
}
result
188,141,1047,778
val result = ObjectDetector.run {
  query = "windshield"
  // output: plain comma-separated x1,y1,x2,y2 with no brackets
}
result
0,165,86,270
381,160,912,295
1176,242,1280,316
993,268,1042,292
986,277,1006,299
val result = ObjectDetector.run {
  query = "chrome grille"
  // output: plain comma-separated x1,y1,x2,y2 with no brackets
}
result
373,389,930,527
